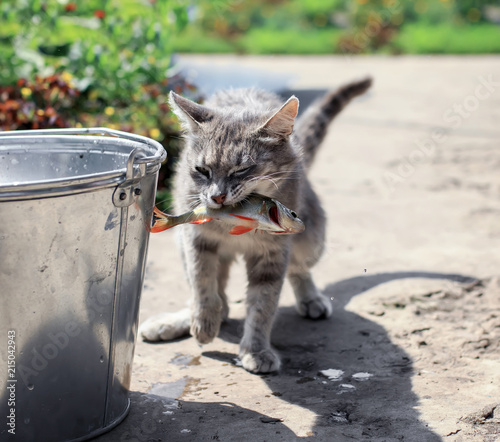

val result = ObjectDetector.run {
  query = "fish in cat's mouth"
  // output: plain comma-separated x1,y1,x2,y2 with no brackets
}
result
266,201,303,235
269,205,280,227
150,194,305,235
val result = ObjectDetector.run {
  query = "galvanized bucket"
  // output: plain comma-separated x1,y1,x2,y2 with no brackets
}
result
0,128,166,441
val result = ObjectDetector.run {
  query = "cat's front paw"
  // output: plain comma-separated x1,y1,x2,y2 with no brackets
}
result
191,306,223,345
297,293,333,319
139,309,191,342
240,348,281,374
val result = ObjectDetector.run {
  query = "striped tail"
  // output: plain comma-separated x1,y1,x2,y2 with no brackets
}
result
294,77,372,169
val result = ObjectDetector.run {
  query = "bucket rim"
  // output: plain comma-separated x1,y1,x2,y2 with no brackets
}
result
0,127,166,201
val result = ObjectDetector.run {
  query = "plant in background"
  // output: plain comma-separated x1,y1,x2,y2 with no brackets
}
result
170,0,500,55
0,75,80,130
337,0,403,55
0,0,201,204
172,0,348,54
341,0,500,54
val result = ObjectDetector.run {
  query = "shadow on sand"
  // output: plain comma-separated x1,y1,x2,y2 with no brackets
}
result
259,271,476,440
97,271,475,441
217,271,474,440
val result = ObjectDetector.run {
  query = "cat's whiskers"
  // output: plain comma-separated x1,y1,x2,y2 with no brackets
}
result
247,169,298,181
235,195,250,208
246,171,296,189
260,176,280,189
266,170,300,179
185,195,202,211
154,197,174,210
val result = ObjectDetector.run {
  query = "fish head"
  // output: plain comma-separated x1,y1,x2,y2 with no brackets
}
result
267,199,305,234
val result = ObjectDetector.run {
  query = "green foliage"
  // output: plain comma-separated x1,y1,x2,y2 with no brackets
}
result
0,74,81,130
170,28,236,54
0,0,191,100
240,28,343,54
171,0,500,54
297,0,345,17
0,0,202,193
453,0,492,23
394,22,500,54
155,188,175,212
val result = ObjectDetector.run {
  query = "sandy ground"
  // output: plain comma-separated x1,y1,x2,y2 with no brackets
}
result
97,55,500,441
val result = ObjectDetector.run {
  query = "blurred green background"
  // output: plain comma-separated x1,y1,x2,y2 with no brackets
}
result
175,0,500,55
1,0,499,205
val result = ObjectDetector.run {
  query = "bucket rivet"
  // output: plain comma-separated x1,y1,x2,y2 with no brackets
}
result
119,192,127,200
134,188,142,196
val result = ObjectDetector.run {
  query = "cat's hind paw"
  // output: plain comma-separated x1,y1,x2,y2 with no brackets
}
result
139,309,191,342
297,293,333,319
240,348,281,374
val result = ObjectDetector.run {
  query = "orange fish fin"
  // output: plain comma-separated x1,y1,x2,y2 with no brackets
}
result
189,217,213,225
153,206,167,219
230,214,256,221
150,206,170,232
229,225,255,235
150,220,171,233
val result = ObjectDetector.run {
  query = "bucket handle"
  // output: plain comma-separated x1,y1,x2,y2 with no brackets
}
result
112,147,151,207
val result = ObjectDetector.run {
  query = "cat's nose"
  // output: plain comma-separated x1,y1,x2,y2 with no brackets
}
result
211,194,227,205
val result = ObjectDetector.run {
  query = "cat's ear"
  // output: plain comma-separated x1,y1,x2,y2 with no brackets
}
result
260,96,299,138
169,91,213,131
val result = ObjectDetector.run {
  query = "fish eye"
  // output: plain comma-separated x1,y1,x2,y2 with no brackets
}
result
195,166,211,179
291,211,298,218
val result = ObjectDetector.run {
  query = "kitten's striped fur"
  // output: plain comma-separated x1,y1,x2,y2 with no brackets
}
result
141,78,372,373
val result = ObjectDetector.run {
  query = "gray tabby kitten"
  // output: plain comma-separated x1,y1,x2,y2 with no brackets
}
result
146,78,371,373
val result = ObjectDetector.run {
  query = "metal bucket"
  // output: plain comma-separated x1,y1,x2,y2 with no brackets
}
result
0,128,166,441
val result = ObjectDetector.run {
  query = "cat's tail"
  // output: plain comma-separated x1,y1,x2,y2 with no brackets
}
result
294,77,372,169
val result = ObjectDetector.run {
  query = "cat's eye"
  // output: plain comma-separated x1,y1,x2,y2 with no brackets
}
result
230,166,252,177
195,166,211,179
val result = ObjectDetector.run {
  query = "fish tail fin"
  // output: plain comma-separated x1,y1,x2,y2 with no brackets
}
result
294,77,373,169
150,206,175,233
